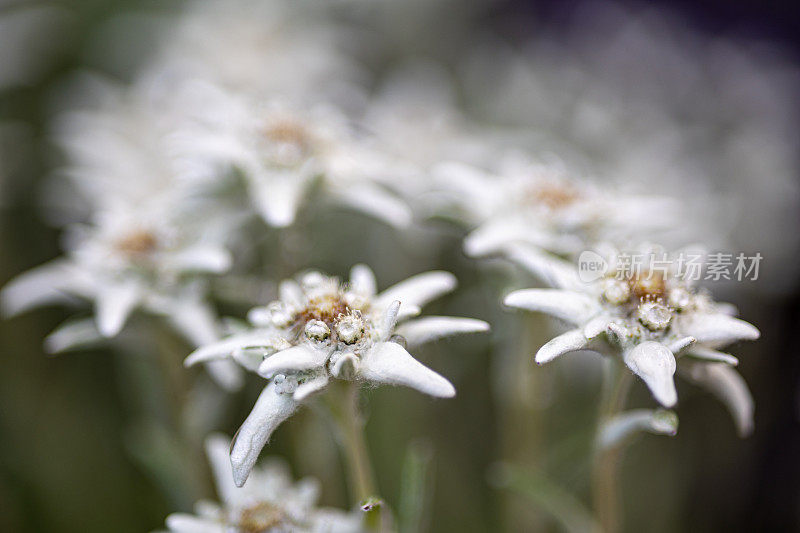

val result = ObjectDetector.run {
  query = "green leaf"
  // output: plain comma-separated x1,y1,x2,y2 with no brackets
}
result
598,409,679,450
489,462,601,533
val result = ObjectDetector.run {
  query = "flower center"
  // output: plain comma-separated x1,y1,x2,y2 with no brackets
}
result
237,502,286,533
603,271,668,306
262,118,314,166
295,294,354,327
293,293,369,346
265,120,309,145
334,312,365,344
638,301,672,330
628,271,666,302
525,181,581,210
115,230,159,256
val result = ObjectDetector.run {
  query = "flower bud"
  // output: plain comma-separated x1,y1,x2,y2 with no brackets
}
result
267,301,294,328
638,301,672,330
602,279,631,305
335,314,364,344
667,287,691,311
300,271,326,290
304,319,330,341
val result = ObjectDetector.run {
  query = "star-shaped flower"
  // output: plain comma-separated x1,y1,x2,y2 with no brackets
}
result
3,203,231,337
434,155,679,258
171,84,413,229
187,265,489,485
164,434,364,533
503,244,759,435
1,201,244,390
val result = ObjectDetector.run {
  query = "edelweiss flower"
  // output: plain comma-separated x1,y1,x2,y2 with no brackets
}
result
165,434,363,533
171,83,412,229
435,154,679,258
0,200,244,388
3,202,231,336
503,245,759,435
186,265,489,485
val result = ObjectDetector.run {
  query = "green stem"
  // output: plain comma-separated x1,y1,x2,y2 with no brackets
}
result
591,361,632,533
330,382,384,530
340,382,377,502
501,314,551,530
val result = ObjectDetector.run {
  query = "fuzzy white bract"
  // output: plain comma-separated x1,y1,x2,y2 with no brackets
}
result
186,265,489,486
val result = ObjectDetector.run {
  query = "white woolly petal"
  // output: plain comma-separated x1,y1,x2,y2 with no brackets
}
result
330,182,412,228
44,318,102,354
395,316,490,347
331,353,358,379
293,374,329,401
257,345,328,378
667,336,696,355
204,360,245,392
714,302,739,316
95,281,141,337
396,303,421,320
279,279,305,308
598,409,679,449
681,362,754,437
231,345,273,373
359,341,455,398
684,346,739,366
678,313,760,348
165,301,219,347
501,242,583,290
623,342,678,408
245,457,294,498
503,289,599,325
1,260,75,316
312,509,367,533
165,513,223,533
251,173,308,227
289,477,321,509
380,300,402,341
184,332,270,367
375,271,456,310
433,161,498,219
166,245,232,274
192,501,223,521
349,264,377,297
583,315,613,339
535,329,589,364
230,383,299,487
463,218,529,257
204,434,239,506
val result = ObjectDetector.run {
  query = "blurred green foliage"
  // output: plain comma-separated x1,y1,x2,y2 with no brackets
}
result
0,1,796,532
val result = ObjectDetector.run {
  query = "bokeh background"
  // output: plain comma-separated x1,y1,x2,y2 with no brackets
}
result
1,0,799,532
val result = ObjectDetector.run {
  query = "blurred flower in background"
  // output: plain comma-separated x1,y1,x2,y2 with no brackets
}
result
0,0,798,532
164,435,364,533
